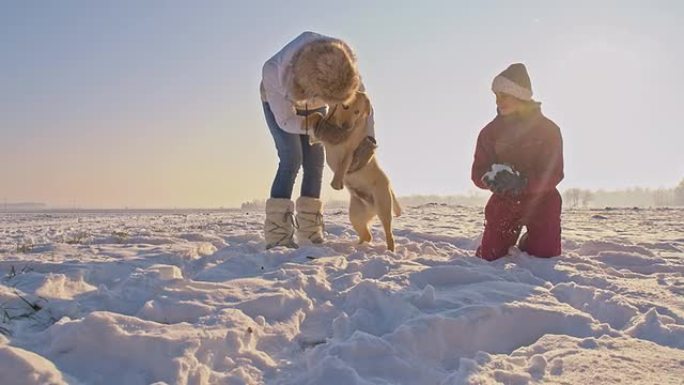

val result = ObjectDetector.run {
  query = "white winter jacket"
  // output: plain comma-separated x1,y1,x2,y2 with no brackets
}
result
260,31,374,136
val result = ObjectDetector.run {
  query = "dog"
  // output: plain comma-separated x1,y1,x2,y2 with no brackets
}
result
311,92,401,251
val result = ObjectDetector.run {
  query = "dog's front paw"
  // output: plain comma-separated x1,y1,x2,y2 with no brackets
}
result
331,179,344,190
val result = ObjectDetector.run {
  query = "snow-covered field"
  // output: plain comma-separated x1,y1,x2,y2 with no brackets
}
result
0,205,682,385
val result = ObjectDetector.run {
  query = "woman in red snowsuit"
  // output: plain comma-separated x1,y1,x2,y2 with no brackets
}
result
471,63,564,261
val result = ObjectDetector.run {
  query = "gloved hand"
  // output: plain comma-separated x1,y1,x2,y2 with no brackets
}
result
489,169,527,196
304,112,325,133
313,116,354,145
348,136,377,173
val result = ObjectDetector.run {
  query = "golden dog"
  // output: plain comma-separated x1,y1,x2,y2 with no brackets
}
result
312,92,401,251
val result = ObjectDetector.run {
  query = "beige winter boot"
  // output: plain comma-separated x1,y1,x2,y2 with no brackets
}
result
264,198,298,249
296,197,325,244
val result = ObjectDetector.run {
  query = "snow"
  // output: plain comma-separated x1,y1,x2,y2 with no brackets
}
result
0,206,682,384
481,164,519,185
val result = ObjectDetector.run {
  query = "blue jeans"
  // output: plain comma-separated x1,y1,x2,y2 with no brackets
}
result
263,102,325,199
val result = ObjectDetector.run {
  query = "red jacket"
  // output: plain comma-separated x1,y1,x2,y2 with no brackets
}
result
471,103,564,196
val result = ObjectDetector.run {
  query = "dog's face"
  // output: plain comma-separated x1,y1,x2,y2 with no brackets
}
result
326,92,371,132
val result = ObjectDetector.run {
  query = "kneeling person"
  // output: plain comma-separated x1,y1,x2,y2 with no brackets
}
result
471,63,564,261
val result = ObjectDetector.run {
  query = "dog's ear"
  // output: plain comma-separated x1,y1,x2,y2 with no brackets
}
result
354,92,371,116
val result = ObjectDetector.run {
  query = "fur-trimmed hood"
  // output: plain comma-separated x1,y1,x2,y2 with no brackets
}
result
289,39,360,104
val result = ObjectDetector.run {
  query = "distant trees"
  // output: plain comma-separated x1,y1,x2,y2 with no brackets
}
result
563,188,593,208
562,178,684,208
675,179,684,206
653,188,675,206
240,199,265,211
400,192,488,207
0,202,47,211
580,190,594,207
237,179,684,210
564,188,581,208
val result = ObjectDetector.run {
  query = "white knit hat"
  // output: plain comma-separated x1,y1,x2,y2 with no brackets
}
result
290,39,360,104
491,63,533,101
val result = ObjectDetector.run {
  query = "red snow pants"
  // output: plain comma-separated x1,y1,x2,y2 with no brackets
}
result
476,189,562,261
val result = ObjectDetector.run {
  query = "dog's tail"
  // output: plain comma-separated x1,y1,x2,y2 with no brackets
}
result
391,188,402,217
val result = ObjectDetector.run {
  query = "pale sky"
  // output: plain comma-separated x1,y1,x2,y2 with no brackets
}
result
2,1,682,208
